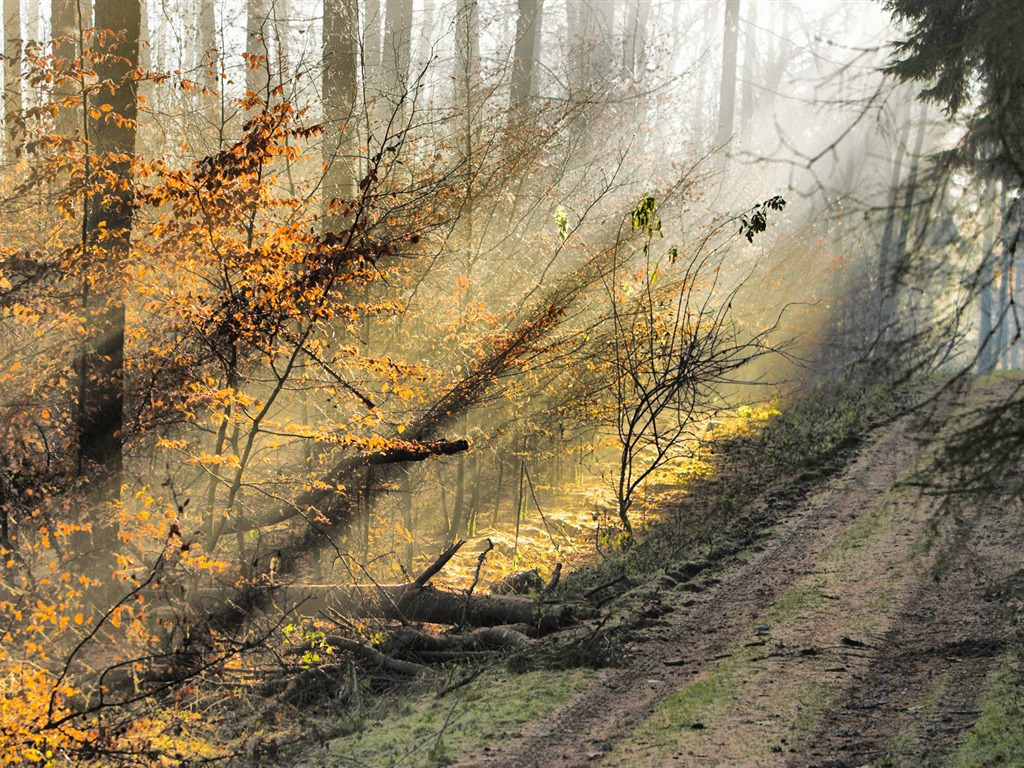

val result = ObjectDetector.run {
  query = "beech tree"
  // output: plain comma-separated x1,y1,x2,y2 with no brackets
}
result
76,0,141,504
322,0,358,227
51,0,83,140
3,0,21,156
509,0,541,122
717,0,740,147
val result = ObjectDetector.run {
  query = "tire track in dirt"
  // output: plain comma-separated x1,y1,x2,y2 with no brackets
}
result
789,487,1023,767
458,396,958,768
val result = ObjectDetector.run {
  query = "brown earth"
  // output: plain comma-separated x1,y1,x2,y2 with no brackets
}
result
456,382,1023,768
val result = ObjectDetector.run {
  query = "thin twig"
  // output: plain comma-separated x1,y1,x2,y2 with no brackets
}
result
459,538,493,628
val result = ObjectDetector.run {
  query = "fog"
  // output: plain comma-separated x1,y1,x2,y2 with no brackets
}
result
0,0,1002,746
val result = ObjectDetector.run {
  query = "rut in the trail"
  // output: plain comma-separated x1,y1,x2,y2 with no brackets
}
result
458,392,969,768
788,482,1021,767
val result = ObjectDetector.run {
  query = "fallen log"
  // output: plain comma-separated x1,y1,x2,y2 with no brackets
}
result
188,541,581,636
192,582,577,634
288,635,428,677
385,624,535,656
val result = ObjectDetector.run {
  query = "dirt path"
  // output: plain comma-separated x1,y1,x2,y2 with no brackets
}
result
457,386,1022,768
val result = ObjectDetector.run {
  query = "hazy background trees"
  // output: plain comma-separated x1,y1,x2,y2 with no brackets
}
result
0,0,970,591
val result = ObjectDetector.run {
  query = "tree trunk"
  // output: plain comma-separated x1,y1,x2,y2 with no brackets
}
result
246,0,270,103
996,185,1012,368
25,0,38,42
198,0,221,133
197,580,576,633
884,104,927,330
414,0,435,75
76,0,140,512
322,0,358,229
717,0,740,147
4,0,22,158
978,180,998,374
878,96,912,311
621,0,648,81
448,454,466,543
51,0,83,139
739,0,756,135
509,0,541,122
363,0,382,140
382,0,411,130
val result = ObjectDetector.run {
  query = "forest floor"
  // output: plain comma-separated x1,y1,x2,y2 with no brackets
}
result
295,375,1024,768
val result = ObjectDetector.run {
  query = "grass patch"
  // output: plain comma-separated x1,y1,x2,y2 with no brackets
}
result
833,502,890,553
634,652,745,740
948,663,1024,768
762,579,827,623
790,680,839,736
296,668,596,768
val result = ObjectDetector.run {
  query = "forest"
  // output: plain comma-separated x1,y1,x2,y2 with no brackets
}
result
2,0,1024,765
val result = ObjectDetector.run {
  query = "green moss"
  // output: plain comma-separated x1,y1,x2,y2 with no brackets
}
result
615,652,838,764
297,668,596,768
625,653,744,755
949,664,1024,768
762,579,826,624
790,681,838,737
833,503,889,553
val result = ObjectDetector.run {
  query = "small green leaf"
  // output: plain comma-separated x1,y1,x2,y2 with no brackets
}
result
555,204,569,242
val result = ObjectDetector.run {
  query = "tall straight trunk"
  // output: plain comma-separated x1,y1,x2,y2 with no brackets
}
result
274,0,290,84
138,0,149,71
996,185,1012,367
4,0,22,157
691,2,714,151
1014,202,1024,368
878,98,912,302
322,0,358,229
581,0,612,86
400,466,414,570
198,0,220,132
881,109,926,333
364,0,381,67
382,0,411,131
448,455,466,544
414,0,434,74
455,0,477,284
739,0,756,134
716,0,740,146
23,0,37,110
892,108,927,271
509,0,541,122
491,455,504,527
758,2,789,120
363,0,382,84
51,0,83,139
25,0,38,40
621,0,648,81
455,0,478,151
246,0,270,104
77,0,140,506
466,454,480,537
978,180,999,374
360,0,382,157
